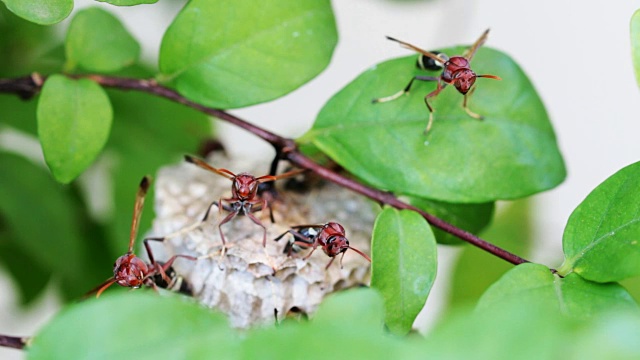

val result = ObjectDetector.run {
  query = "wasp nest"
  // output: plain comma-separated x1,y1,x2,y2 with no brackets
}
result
149,153,376,328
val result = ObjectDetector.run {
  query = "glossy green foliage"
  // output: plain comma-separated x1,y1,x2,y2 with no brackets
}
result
301,47,566,203
159,0,337,108
478,263,638,319
65,7,140,73
371,208,437,335
37,75,113,183
410,197,494,244
632,10,640,88
95,0,158,5
27,292,239,359
560,161,640,282
1,0,72,25
448,200,532,308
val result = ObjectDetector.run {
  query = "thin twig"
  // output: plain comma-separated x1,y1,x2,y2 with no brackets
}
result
0,74,529,265
0,334,28,350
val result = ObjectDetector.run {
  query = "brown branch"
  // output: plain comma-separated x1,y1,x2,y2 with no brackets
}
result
0,334,28,350
0,74,529,265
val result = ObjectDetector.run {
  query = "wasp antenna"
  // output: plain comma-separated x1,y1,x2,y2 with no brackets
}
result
348,247,372,263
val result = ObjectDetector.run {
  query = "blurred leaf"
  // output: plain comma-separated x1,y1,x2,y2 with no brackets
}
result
0,231,51,305
448,200,532,308
159,0,337,108
1,0,73,25
370,208,437,335
95,0,158,5
410,197,494,244
37,75,113,183
631,10,640,88
28,292,238,359
567,311,640,359
421,301,571,359
65,7,140,73
242,289,419,360
477,263,638,320
301,47,565,203
104,82,211,257
0,95,38,134
0,6,59,77
0,152,86,292
559,161,640,282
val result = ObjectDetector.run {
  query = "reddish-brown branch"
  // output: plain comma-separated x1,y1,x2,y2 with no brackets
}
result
0,74,529,265
0,334,28,350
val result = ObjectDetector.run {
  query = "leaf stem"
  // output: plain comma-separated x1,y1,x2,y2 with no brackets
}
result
0,74,529,266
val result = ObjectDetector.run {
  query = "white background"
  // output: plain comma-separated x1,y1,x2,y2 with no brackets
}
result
2,1,640,358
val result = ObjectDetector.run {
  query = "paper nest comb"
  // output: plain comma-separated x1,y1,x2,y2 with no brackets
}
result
148,154,375,328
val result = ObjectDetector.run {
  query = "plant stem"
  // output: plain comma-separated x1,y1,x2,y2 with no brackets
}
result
0,334,28,350
0,74,529,266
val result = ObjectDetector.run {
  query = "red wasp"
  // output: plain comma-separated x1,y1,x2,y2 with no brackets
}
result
89,176,196,297
373,29,501,134
274,222,371,269
184,155,304,247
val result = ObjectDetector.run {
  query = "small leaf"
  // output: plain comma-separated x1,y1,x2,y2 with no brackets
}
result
159,0,337,108
301,47,566,203
95,0,158,5
1,0,72,25
27,292,238,359
410,197,494,244
370,208,437,335
632,10,640,88
559,161,640,282
65,7,140,72
477,263,638,320
37,75,113,183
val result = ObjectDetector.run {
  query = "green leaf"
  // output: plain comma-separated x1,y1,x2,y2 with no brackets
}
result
370,208,437,335
95,0,158,5
568,311,640,359
1,0,72,25
0,236,51,306
559,161,640,282
27,292,238,359
421,301,571,359
448,200,532,308
477,263,638,320
0,152,86,291
159,0,337,108
301,47,566,203
242,289,418,360
410,197,494,244
37,75,113,183
632,10,640,88
65,7,140,73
